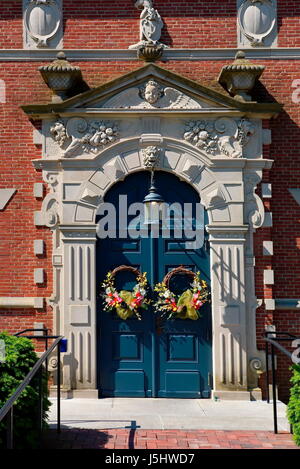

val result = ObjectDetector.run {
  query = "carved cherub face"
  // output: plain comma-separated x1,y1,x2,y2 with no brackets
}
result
143,80,162,104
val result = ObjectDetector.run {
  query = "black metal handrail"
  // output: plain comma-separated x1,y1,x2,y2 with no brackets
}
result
0,335,63,449
264,332,300,434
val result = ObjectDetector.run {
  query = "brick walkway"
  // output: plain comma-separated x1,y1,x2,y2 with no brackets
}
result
43,429,299,450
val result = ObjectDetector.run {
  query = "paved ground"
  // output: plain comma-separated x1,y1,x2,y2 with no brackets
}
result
44,399,299,450
48,397,290,431
43,428,299,449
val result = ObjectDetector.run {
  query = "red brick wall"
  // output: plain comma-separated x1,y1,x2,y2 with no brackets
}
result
1,1,300,49
254,61,300,401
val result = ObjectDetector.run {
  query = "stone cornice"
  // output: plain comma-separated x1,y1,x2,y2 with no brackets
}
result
23,108,281,120
60,224,97,241
244,159,273,170
2,48,300,61
32,159,61,171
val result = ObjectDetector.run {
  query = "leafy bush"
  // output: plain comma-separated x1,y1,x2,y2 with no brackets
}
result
0,332,51,449
287,364,300,446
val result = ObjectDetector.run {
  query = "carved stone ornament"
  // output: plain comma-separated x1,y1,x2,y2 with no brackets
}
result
103,80,201,109
140,79,163,104
24,0,62,48
129,0,166,50
41,194,60,228
142,145,161,169
249,357,264,373
238,0,277,47
218,51,265,102
183,117,255,158
50,118,119,157
43,171,59,193
244,173,265,229
137,43,164,62
39,52,82,103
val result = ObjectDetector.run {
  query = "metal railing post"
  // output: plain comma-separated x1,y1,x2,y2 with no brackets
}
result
271,343,278,434
37,366,43,441
57,339,61,433
6,407,13,449
265,339,270,403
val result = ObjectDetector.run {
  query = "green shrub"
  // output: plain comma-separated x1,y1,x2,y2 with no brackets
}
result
0,332,51,449
287,364,300,446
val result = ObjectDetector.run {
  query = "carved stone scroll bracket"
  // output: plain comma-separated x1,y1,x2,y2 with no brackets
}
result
244,172,265,229
43,171,59,193
248,354,266,392
43,194,60,228
36,193,60,228
249,357,265,377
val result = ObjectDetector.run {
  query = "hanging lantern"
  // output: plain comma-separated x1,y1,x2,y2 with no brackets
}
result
143,170,164,225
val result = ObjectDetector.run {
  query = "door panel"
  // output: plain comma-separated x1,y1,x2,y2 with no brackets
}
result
96,171,212,398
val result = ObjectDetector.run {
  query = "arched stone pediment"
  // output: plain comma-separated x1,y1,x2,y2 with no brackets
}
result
22,63,281,118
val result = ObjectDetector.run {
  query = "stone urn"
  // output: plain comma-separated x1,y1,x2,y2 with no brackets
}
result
218,51,265,102
39,51,82,102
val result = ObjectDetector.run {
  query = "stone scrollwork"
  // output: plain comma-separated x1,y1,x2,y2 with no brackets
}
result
49,357,58,370
50,118,119,157
45,200,59,228
244,173,265,229
40,194,60,228
249,357,265,374
183,117,255,158
43,171,59,193
24,0,62,49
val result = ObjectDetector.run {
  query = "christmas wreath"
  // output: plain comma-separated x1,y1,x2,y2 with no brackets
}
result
154,266,210,320
101,265,150,320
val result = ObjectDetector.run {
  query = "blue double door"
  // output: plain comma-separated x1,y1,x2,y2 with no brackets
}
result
96,172,212,398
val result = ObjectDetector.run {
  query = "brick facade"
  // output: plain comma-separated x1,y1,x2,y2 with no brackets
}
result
0,0,299,400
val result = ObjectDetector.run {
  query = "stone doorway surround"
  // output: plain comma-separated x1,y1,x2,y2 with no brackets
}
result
22,63,281,399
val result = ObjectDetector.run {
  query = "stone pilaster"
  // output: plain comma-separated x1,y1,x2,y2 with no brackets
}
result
207,225,249,397
60,225,97,390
